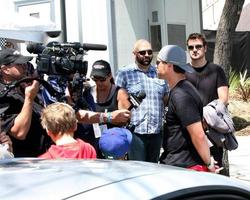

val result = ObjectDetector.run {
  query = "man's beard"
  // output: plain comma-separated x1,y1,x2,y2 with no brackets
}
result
136,55,153,66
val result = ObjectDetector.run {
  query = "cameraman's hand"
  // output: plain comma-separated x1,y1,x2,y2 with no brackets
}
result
111,109,130,124
24,80,40,101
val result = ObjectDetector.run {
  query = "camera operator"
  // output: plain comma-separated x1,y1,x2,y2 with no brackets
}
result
0,48,51,157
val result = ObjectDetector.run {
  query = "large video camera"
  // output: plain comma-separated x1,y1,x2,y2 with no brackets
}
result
26,42,107,109
27,42,107,76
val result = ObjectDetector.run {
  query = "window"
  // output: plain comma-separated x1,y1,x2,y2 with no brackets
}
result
167,24,186,49
150,25,162,51
152,11,158,23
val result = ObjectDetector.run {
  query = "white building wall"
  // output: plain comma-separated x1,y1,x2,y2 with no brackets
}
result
65,0,112,76
147,0,167,45
113,0,149,70
113,0,201,69
164,0,201,40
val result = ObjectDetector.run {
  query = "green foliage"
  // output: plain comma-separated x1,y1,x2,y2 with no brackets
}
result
229,68,240,92
239,70,250,102
229,68,250,102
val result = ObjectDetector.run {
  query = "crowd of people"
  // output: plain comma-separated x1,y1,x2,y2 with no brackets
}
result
0,33,231,175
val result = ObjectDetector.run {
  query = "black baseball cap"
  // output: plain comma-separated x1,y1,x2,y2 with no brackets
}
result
0,48,33,66
90,60,111,78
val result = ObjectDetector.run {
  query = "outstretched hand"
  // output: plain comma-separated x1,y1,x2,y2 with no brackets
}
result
111,109,130,124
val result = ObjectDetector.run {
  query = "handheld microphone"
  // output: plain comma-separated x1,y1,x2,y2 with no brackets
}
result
126,91,146,132
128,91,146,110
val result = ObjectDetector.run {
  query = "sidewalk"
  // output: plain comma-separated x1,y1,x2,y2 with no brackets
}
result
229,136,250,184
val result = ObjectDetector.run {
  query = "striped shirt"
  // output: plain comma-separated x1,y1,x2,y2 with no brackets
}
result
115,63,168,135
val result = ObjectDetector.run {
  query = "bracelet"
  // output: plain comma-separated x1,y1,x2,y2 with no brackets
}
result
206,157,215,170
107,112,112,123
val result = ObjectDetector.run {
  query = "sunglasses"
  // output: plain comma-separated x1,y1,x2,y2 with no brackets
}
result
137,50,153,56
156,60,167,66
188,44,203,51
91,76,107,82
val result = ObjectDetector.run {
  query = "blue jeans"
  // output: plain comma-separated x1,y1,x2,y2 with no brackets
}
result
128,133,162,163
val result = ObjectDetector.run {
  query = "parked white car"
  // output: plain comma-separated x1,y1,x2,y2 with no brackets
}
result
0,158,249,200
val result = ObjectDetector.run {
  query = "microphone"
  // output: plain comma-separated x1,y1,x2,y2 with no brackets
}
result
126,91,146,132
81,43,107,51
128,91,146,110
26,43,45,54
56,42,107,51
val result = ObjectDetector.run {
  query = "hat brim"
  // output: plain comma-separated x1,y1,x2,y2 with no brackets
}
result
90,70,109,78
99,128,132,159
178,64,195,73
12,55,33,64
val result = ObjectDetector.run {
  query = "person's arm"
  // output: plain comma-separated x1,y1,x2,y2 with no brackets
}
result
117,88,131,110
76,109,130,124
163,94,169,106
186,121,218,173
217,86,229,105
9,80,40,140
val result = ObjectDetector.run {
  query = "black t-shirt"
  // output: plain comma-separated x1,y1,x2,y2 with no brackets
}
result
95,86,120,129
160,80,204,168
0,83,50,157
186,62,228,106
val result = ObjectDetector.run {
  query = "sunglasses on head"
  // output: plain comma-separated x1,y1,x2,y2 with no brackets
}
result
91,76,107,82
188,44,203,51
137,50,153,56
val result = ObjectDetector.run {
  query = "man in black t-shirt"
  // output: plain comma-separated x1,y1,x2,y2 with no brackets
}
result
186,33,229,176
157,45,220,173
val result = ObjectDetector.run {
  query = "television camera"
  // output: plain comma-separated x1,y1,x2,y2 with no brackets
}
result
26,42,107,109
27,42,107,76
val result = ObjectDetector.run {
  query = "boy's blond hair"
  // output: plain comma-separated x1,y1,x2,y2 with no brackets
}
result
41,102,77,135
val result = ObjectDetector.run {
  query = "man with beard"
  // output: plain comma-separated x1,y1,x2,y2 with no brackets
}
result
115,39,168,163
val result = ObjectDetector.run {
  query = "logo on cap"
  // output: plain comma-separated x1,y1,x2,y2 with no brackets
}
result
13,50,20,55
93,64,105,69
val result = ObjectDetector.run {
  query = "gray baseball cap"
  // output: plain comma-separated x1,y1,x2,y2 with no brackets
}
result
157,45,194,73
